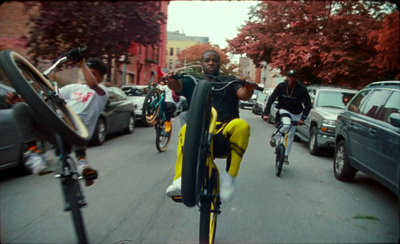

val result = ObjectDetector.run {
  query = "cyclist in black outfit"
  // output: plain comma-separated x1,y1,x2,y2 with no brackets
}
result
263,70,311,164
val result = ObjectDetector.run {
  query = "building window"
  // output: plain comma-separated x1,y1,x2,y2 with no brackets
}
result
170,48,174,56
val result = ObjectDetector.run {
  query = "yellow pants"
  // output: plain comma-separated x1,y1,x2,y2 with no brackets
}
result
173,118,250,180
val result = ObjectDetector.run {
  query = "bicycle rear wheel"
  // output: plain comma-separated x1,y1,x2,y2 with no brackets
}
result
275,145,285,177
0,50,88,147
182,81,212,207
155,123,172,152
142,88,161,125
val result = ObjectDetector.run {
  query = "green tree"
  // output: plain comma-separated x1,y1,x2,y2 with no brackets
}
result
24,1,166,81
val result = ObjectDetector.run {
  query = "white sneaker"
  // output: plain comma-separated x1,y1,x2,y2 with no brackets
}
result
166,178,181,198
25,153,49,175
220,171,235,202
284,156,289,165
77,158,97,187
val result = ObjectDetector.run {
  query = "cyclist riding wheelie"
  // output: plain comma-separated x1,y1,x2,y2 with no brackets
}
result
262,69,311,165
165,50,258,202
5,48,108,186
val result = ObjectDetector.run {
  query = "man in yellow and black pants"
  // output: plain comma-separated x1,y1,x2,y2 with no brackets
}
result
165,50,258,202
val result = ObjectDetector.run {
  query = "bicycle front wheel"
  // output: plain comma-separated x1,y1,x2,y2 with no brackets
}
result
142,88,161,125
155,124,172,152
0,50,88,147
275,145,285,177
182,81,212,207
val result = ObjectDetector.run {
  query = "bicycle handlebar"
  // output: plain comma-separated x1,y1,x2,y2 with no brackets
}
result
170,74,264,92
43,46,87,77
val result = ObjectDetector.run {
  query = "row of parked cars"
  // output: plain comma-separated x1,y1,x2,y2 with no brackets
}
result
245,81,400,198
0,82,187,174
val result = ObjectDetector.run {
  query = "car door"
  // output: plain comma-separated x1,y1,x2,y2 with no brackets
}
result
112,88,133,130
374,90,400,188
345,90,372,164
103,88,122,134
354,89,392,168
298,88,315,137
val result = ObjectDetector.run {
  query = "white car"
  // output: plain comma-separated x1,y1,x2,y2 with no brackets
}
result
121,85,149,122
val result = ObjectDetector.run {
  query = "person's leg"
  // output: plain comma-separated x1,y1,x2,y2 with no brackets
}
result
166,124,186,197
13,103,54,175
164,102,176,133
283,113,301,164
74,147,97,187
216,119,250,202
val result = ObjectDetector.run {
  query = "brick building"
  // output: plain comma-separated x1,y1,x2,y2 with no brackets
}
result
0,1,169,87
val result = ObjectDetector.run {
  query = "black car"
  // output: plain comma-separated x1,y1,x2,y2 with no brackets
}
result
334,81,400,197
91,87,136,145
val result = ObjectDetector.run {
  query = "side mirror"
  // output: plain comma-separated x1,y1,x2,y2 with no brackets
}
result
388,112,400,128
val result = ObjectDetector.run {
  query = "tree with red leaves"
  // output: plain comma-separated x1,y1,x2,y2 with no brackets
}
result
24,2,166,80
228,1,398,88
176,43,238,76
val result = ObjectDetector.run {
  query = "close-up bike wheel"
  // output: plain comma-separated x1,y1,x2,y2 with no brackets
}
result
142,88,161,125
0,50,88,147
155,124,172,152
275,145,285,177
182,80,212,207
199,168,219,244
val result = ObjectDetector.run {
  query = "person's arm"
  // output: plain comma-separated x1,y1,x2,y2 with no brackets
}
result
301,88,312,121
263,85,280,116
166,72,183,93
236,82,258,101
78,61,106,96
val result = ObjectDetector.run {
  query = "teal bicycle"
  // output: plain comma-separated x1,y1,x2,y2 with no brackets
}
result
142,87,172,152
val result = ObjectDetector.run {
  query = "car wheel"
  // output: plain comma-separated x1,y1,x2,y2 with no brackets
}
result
124,114,135,134
92,118,106,145
333,140,356,181
308,126,321,155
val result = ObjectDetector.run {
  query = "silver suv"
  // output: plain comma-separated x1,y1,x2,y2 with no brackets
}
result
295,85,358,155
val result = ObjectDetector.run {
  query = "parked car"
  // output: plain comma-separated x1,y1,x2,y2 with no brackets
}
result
252,92,269,115
121,84,149,122
174,96,189,117
240,92,257,109
91,87,136,145
334,81,400,197
0,83,49,174
295,85,358,155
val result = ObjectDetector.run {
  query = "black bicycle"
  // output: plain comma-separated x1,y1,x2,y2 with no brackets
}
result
171,74,262,244
0,48,95,244
270,115,298,177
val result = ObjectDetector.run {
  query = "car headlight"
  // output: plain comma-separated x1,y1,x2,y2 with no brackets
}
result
321,119,336,133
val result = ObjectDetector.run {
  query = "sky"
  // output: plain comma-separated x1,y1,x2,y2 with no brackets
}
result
167,1,259,49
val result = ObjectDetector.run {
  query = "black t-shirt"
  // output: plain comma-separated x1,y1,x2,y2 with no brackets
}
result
263,80,311,120
178,76,242,123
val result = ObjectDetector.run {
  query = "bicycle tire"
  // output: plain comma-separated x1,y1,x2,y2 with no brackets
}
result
275,145,285,177
199,167,218,244
0,50,88,147
62,178,88,244
199,199,217,244
155,124,172,152
142,88,161,125
182,80,212,207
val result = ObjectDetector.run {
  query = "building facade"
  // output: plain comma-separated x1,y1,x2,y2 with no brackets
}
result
0,1,169,87
166,31,209,70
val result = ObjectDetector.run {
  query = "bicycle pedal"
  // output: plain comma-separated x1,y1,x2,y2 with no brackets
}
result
172,196,183,203
83,169,98,181
38,170,54,176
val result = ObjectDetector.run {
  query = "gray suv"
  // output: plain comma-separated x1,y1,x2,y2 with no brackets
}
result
295,85,358,155
334,81,400,197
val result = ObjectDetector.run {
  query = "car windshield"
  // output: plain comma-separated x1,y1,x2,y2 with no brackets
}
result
121,87,147,97
316,90,356,109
